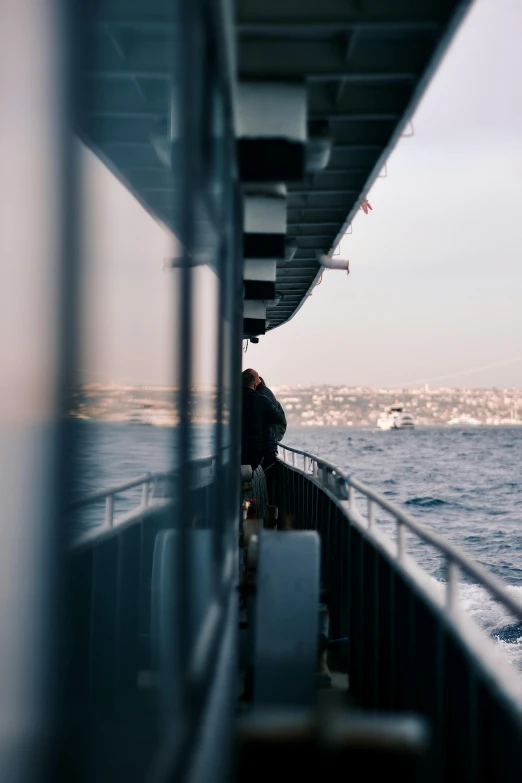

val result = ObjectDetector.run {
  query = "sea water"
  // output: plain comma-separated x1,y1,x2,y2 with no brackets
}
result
290,425,522,671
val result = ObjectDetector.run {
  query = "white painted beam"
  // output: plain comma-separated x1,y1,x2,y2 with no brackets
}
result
243,301,266,320
243,195,286,258
236,82,307,182
244,196,286,235
243,259,277,282
243,259,277,301
235,82,306,141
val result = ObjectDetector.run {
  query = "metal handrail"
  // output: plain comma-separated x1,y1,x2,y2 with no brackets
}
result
70,472,159,511
70,453,218,532
70,471,167,530
278,443,522,622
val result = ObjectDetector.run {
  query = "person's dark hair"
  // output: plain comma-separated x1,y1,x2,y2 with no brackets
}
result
242,370,256,388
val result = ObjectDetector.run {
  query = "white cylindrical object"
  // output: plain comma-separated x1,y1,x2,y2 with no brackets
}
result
317,253,350,271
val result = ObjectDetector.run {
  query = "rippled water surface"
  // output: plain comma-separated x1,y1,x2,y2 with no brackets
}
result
287,425,522,584
288,425,522,669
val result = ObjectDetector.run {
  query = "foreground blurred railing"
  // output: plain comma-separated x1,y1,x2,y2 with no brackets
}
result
69,455,219,548
70,472,160,529
64,448,236,781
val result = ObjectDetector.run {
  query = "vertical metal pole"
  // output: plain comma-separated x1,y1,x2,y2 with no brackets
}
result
141,480,150,509
174,0,199,727
397,520,406,562
367,498,375,530
348,484,355,515
446,558,459,616
214,318,225,557
201,22,237,564
105,495,115,527
230,186,244,533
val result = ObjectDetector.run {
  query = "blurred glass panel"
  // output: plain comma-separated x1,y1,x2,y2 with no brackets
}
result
70,0,182,536
1,0,240,779
0,0,66,779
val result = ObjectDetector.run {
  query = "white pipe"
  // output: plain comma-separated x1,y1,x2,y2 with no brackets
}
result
316,252,349,272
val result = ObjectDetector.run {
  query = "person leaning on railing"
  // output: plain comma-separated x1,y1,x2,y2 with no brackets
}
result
241,369,285,471
255,375,286,470
255,374,286,514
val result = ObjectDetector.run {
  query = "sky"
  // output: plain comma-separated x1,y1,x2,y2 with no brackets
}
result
81,0,522,389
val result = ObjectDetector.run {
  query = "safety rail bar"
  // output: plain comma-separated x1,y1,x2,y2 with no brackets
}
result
278,443,522,623
69,453,219,535
70,471,160,528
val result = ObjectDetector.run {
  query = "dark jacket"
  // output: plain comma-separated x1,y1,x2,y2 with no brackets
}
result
241,386,285,468
257,382,287,459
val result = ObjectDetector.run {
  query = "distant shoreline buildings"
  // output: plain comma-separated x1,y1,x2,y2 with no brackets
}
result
272,386,522,427
67,384,522,427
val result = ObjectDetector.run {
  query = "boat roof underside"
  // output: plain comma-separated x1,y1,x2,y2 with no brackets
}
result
79,0,471,334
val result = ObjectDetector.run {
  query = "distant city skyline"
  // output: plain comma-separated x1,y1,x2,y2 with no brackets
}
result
68,382,522,428
80,0,521,389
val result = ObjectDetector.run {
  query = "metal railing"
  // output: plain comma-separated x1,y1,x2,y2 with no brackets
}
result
64,448,236,765
278,443,522,624
69,454,221,548
70,472,160,529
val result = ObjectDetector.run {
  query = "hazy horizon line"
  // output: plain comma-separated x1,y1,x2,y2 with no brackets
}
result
72,381,522,392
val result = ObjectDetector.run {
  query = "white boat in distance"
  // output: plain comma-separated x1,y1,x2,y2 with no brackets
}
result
446,414,481,426
126,404,153,425
377,405,415,430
